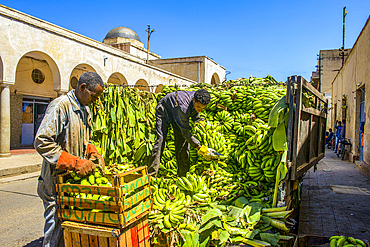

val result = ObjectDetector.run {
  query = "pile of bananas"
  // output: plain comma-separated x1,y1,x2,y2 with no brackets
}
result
329,235,366,247
176,173,209,202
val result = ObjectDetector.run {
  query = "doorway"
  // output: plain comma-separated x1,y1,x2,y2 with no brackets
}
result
21,97,50,145
359,89,365,161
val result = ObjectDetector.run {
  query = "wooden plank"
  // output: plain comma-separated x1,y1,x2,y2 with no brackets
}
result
131,226,139,247
80,233,89,247
60,208,121,227
89,235,99,247
291,76,302,181
142,219,150,247
297,153,325,178
300,76,327,103
119,231,127,247
137,220,145,247
123,186,151,210
63,230,73,247
62,221,120,238
98,236,109,247
59,196,122,212
124,199,152,223
71,232,81,247
126,228,133,247
108,237,118,247
301,107,326,118
120,175,149,195
57,183,120,198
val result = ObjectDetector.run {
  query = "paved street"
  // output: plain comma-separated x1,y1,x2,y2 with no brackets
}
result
0,177,44,247
299,150,370,240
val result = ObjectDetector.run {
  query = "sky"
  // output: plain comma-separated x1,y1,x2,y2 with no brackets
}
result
1,0,369,82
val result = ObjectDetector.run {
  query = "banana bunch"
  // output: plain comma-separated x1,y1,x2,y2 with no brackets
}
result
203,168,235,200
213,110,234,133
176,173,209,202
329,235,366,247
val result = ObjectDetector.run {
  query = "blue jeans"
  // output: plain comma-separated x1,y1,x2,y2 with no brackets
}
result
334,136,340,152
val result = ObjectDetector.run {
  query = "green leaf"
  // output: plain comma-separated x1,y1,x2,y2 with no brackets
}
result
200,208,222,226
219,230,230,244
268,96,288,127
259,233,280,246
243,204,261,224
272,120,288,151
233,196,249,208
199,221,214,233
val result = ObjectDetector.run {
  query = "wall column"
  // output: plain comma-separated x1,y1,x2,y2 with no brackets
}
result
0,83,11,157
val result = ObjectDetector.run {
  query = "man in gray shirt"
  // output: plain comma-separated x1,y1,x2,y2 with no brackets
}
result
148,89,217,177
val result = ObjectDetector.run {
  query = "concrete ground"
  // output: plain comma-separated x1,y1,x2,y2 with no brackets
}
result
298,149,370,241
0,147,42,184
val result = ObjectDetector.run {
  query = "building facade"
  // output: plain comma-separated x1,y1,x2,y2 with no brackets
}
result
331,16,370,168
0,5,226,157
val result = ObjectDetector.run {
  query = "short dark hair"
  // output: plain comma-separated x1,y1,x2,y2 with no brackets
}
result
194,89,211,105
329,128,332,131
78,72,105,91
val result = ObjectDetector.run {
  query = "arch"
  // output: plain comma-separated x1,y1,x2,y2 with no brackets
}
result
135,79,149,92
107,72,128,85
13,51,60,98
69,64,97,90
155,84,163,93
0,56,3,83
211,72,220,85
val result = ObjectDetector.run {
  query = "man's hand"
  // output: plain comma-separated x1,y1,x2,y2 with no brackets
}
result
74,159,96,177
56,151,95,176
197,145,218,161
86,144,105,174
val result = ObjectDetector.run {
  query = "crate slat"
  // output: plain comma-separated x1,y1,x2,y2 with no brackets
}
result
123,186,150,210
59,196,122,212
80,234,89,247
89,235,99,247
60,208,121,227
124,198,151,223
62,221,120,237
98,236,109,247
71,232,81,247
108,237,118,247
58,183,120,198
120,175,149,195
64,230,73,246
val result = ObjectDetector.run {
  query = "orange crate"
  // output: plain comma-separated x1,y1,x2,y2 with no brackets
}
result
62,216,150,247
56,166,152,228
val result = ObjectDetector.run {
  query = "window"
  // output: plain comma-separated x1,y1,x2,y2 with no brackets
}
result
70,76,78,89
31,69,45,84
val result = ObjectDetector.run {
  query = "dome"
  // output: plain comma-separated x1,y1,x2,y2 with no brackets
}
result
104,27,141,42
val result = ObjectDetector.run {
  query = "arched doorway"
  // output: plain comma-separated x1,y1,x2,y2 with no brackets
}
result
69,64,97,90
211,73,220,85
135,79,150,92
155,84,163,93
107,72,128,85
13,51,60,146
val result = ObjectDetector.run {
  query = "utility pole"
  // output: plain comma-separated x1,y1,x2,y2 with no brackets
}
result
339,6,347,66
145,24,155,64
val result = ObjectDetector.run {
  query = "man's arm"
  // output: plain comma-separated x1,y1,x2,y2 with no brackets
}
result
34,102,65,164
173,108,201,149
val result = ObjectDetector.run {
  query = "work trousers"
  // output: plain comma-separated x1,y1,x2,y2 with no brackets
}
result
148,104,190,177
37,177,64,247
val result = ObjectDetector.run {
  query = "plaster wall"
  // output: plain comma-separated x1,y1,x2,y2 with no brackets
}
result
332,17,370,164
10,93,22,147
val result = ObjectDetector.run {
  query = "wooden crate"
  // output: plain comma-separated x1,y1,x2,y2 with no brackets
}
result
56,166,152,228
62,216,150,247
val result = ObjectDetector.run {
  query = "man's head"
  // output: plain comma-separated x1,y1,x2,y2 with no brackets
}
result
329,128,332,132
75,72,105,106
193,89,211,113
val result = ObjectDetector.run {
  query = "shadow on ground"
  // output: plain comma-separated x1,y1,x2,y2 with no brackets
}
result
23,237,43,247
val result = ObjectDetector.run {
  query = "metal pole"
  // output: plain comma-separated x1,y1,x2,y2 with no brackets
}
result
145,24,155,64
340,6,347,66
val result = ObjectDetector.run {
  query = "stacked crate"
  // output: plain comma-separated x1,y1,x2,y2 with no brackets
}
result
56,166,152,247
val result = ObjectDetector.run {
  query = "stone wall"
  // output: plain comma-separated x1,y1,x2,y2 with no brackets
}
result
10,93,22,147
332,17,370,164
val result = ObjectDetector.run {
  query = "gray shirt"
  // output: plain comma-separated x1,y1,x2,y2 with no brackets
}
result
159,91,203,148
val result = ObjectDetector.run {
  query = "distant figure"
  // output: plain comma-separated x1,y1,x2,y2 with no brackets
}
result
326,128,333,145
334,121,342,153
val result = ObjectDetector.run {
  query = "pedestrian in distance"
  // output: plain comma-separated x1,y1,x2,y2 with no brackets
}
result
148,89,219,177
34,72,105,247
334,121,342,153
